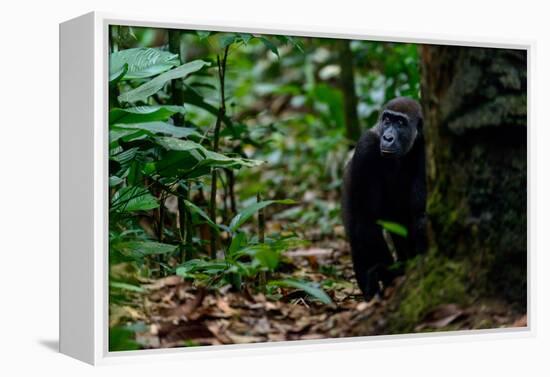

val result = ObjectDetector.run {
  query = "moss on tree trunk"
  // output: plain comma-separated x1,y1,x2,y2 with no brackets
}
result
420,46,527,306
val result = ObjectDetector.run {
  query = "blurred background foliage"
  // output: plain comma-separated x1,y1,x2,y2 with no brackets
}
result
114,26,419,232
108,25,421,350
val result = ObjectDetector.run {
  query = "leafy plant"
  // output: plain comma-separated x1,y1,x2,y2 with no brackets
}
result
268,279,333,304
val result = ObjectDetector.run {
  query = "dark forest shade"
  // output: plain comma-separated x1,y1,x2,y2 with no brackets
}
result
420,46,527,305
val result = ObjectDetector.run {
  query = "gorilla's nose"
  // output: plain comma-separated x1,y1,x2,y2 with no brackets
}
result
383,134,394,143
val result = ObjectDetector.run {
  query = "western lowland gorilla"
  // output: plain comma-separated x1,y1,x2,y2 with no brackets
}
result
343,97,427,301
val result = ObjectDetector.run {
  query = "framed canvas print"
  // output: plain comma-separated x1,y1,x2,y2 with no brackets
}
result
59,12,531,365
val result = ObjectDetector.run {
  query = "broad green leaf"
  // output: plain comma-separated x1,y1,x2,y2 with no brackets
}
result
112,122,200,139
118,60,210,103
113,241,177,257
175,259,228,278
110,48,179,80
110,63,128,83
109,176,124,187
109,106,186,125
229,199,295,232
155,137,205,153
220,33,238,48
376,220,408,238
109,281,146,293
111,186,159,213
110,147,139,165
109,128,142,144
198,150,265,169
228,232,247,255
237,244,280,270
143,150,204,178
155,137,264,171
268,279,333,304
183,199,220,234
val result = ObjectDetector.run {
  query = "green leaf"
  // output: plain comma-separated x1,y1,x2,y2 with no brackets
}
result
229,199,295,232
110,63,128,83
118,60,211,103
109,106,186,125
143,150,204,178
109,176,124,187
112,122,200,139
181,86,238,137
109,326,139,351
310,84,345,129
239,33,253,44
109,281,146,293
110,48,180,80
155,137,264,172
175,259,228,278
110,147,139,165
219,33,238,48
113,241,177,258
196,30,213,40
238,244,280,270
275,35,304,52
111,186,159,213
259,37,279,58
198,150,264,169
268,279,333,304
184,199,220,234
109,128,142,145
376,220,408,238
228,232,247,255
155,137,205,153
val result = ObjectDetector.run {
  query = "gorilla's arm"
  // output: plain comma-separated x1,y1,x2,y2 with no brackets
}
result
344,132,394,300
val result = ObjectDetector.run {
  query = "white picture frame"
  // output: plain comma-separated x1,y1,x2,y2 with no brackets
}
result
59,11,534,365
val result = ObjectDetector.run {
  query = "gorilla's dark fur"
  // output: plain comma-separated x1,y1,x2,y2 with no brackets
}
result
343,97,427,301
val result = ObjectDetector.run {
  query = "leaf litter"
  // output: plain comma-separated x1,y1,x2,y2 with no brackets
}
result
113,238,526,349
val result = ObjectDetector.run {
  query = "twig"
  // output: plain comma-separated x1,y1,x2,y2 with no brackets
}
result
257,192,267,287
209,45,230,258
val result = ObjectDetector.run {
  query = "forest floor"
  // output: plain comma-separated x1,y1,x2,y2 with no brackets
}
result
111,235,527,349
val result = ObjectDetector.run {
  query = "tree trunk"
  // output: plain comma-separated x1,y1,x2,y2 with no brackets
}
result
337,40,361,143
420,46,527,305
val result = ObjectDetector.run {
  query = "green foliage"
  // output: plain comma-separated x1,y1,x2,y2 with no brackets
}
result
109,326,140,351
112,240,178,258
110,47,180,81
175,200,303,289
107,26,421,349
111,186,159,213
268,279,333,304
376,220,408,238
109,106,186,124
175,236,305,289
118,60,210,103
229,199,295,233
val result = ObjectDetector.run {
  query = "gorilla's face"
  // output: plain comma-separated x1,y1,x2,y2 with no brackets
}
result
378,109,418,158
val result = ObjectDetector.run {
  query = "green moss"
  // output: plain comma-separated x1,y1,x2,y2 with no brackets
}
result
388,251,470,332
427,184,469,255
